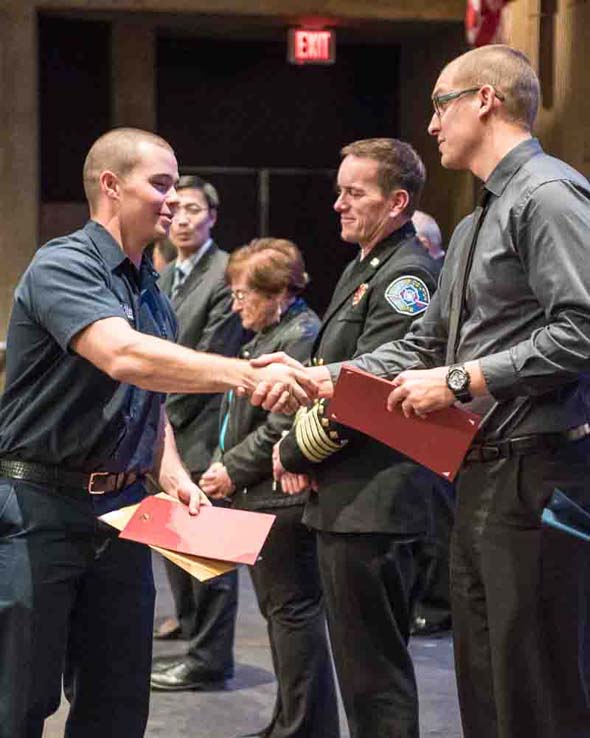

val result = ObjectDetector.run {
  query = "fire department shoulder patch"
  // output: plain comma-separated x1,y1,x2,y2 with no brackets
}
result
384,275,430,316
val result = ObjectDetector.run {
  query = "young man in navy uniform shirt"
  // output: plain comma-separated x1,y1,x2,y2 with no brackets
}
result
0,127,315,738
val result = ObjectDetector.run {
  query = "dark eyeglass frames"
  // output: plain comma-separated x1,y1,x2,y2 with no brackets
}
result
432,86,505,118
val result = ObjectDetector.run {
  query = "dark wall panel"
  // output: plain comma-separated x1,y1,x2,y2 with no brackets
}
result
39,16,111,202
157,37,399,169
158,36,400,314
267,172,354,315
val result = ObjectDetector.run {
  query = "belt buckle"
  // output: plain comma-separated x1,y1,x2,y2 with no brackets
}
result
88,472,109,495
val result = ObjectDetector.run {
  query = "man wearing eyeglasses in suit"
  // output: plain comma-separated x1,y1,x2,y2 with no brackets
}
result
151,175,247,692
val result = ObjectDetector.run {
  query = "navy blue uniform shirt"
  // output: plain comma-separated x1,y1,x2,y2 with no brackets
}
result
0,221,177,479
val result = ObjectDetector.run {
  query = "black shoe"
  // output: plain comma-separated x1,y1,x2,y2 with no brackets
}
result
150,659,229,692
410,614,452,637
151,655,183,673
153,616,182,640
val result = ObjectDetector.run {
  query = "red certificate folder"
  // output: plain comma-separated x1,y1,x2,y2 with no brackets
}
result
328,365,481,481
119,496,276,566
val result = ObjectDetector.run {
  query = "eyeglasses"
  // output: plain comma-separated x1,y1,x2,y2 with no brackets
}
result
174,204,209,216
230,288,251,303
432,86,505,119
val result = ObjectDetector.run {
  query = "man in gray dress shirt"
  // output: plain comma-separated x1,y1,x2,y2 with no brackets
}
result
256,45,590,738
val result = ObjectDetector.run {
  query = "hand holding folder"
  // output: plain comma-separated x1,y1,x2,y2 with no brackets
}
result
328,365,481,480
100,493,276,580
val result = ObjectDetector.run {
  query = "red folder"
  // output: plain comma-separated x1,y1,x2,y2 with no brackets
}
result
119,496,275,565
328,365,481,481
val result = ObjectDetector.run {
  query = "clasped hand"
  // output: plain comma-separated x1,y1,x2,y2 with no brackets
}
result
199,462,235,500
272,438,313,496
247,353,313,414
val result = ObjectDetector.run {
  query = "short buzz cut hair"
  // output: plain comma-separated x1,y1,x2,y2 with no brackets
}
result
177,174,220,211
83,127,174,208
446,45,540,130
340,138,426,216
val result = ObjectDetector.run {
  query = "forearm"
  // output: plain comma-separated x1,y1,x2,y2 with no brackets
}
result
154,413,194,497
109,332,258,394
307,366,335,398
465,360,489,396
479,322,590,401
325,313,447,386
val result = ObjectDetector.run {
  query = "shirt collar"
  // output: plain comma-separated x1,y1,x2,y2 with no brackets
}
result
359,220,416,263
85,220,129,271
175,238,213,277
85,220,159,287
485,138,543,197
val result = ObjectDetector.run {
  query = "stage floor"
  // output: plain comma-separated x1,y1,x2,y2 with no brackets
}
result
43,552,461,738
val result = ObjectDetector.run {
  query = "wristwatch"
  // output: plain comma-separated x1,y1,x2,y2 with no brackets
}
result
446,364,472,403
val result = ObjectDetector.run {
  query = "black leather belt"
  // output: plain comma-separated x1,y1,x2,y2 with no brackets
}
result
0,459,142,494
465,423,590,463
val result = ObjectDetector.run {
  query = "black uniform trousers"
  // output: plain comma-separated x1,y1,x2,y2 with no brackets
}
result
452,437,590,738
317,530,419,738
412,480,455,627
164,557,237,678
249,505,340,738
0,481,154,738
163,494,237,679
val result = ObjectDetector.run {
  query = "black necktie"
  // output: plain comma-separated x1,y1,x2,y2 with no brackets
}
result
445,188,491,365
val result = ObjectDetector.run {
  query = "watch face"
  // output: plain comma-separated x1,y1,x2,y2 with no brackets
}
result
448,368,466,391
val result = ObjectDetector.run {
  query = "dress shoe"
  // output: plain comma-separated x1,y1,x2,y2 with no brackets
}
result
150,659,228,692
151,655,182,673
410,614,452,637
153,616,182,640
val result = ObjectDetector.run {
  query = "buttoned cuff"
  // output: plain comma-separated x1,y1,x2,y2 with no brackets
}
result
479,350,520,401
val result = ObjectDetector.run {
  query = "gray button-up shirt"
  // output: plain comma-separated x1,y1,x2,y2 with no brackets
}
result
332,139,590,439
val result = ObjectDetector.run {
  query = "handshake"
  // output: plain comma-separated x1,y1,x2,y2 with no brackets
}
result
198,353,331,502
242,352,334,414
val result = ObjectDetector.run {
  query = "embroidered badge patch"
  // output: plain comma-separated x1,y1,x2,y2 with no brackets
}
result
352,283,369,307
384,276,430,316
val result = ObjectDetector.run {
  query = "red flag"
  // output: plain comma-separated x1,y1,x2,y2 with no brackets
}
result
465,0,508,47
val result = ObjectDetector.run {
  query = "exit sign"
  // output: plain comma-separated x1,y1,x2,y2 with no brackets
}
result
288,29,335,65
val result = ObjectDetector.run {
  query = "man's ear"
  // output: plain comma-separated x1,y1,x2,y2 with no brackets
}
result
209,208,218,229
99,170,120,201
389,189,410,219
478,85,497,118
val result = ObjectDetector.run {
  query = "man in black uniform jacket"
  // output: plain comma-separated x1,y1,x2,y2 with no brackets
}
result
0,127,315,738
274,138,442,738
151,176,245,691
